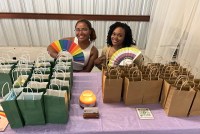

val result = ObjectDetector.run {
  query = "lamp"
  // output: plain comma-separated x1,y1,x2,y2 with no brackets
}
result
79,90,96,108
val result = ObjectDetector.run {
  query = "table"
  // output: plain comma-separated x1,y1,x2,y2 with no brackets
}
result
2,72,200,134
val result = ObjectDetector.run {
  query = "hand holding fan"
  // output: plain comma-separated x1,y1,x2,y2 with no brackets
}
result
50,39,85,63
108,47,141,67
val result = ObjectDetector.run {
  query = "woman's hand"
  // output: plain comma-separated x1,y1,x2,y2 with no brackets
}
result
47,45,58,59
94,55,107,70
94,55,106,65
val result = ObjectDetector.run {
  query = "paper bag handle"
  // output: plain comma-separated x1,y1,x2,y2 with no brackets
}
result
53,69,67,80
56,52,70,62
27,81,39,93
19,53,31,64
49,83,61,96
36,55,46,63
146,66,159,80
23,87,35,100
108,68,121,79
33,68,44,75
18,60,29,68
178,80,189,91
31,75,43,82
130,69,142,81
128,66,139,75
49,83,60,90
192,70,200,83
180,62,191,75
174,75,188,86
2,82,11,98
12,68,29,83
54,63,62,71
168,70,179,80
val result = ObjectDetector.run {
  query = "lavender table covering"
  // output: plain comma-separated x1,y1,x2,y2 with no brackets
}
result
2,72,200,134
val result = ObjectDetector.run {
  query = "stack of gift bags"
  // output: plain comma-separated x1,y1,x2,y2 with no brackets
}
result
0,54,73,128
102,60,200,117
102,64,162,104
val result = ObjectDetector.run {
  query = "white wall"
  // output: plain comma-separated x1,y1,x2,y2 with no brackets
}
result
0,0,153,50
0,47,50,61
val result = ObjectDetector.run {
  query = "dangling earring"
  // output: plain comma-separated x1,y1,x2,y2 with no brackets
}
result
89,36,91,41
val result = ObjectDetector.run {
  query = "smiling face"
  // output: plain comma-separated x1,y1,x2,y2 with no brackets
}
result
75,22,91,42
111,27,125,47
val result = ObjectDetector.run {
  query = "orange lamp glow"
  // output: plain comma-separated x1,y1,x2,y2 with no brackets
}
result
79,90,96,108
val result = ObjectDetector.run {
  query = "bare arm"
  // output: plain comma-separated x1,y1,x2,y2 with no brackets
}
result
81,46,99,72
94,46,108,70
94,55,106,70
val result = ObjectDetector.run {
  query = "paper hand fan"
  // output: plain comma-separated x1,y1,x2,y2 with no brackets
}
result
108,47,141,67
50,39,85,63
0,111,8,132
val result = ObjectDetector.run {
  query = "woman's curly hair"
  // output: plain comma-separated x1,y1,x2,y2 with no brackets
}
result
107,22,136,47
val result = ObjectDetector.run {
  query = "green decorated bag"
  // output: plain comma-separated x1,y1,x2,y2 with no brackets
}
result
1,82,24,128
17,88,45,125
44,87,69,124
0,65,14,97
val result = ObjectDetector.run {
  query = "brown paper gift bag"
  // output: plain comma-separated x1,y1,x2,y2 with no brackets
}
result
189,87,200,116
188,72,200,116
142,67,163,104
101,66,120,86
121,66,138,79
164,81,196,116
160,79,173,108
123,70,144,105
102,69,123,103
188,71,200,87
160,75,186,108
142,78,163,104
160,69,179,80
123,68,163,105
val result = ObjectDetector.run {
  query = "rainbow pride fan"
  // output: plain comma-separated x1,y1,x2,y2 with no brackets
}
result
108,47,141,67
0,111,8,131
50,39,84,63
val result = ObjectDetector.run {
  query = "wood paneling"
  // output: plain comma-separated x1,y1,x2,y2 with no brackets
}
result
0,13,150,21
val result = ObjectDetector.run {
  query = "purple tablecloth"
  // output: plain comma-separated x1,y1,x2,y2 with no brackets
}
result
2,72,200,134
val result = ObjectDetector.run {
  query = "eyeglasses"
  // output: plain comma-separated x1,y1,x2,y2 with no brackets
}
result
74,28,89,32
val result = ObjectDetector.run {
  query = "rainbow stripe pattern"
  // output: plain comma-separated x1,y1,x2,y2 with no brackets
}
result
50,39,85,63
108,47,141,67
0,111,6,118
